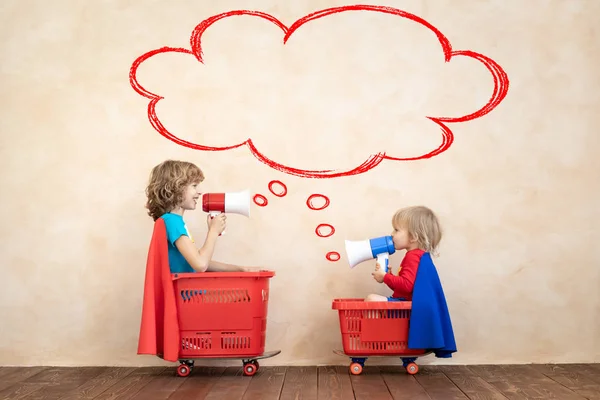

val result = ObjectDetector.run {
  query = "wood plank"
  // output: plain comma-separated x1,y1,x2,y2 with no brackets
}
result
534,364,600,400
279,366,318,400
437,365,507,400
22,367,106,400
59,367,136,400
0,366,48,391
413,366,468,400
0,382,47,400
93,367,167,400
588,364,600,376
127,367,187,400
0,363,599,400
470,365,549,399
203,367,253,400
567,364,600,385
469,365,585,400
499,365,585,400
242,366,287,400
379,365,431,400
317,366,355,400
0,367,13,379
349,366,393,400
167,367,226,400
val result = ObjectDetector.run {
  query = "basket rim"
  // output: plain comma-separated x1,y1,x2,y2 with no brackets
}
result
331,298,413,310
172,270,275,280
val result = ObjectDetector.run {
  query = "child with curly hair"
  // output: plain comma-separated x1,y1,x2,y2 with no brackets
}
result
145,159,248,273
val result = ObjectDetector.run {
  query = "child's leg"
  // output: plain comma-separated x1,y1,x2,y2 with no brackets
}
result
365,294,389,302
365,294,388,318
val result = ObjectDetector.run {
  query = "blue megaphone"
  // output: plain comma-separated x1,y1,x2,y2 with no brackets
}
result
344,235,396,272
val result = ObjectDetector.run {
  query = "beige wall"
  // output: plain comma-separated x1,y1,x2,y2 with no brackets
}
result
1,0,598,367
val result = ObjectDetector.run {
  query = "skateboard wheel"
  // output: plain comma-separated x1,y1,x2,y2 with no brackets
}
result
405,362,419,375
177,364,191,377
244,363,258,376
350,362,363,375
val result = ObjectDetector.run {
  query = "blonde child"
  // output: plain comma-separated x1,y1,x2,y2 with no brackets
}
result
145,159,248,273
367,206,442,302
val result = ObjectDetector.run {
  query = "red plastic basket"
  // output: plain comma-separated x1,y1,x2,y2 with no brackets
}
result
172,271,274,358
332,298,426,356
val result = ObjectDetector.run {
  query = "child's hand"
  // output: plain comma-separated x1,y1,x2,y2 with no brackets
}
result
207,213,226,235
372,263,386,283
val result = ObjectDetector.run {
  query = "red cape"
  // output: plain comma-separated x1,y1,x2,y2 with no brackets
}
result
137,217,180,362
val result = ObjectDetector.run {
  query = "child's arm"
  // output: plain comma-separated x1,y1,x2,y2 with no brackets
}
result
175,214,225,272
207,260,246,272
382,251,420,293
175,230,219,272
383,266,416,293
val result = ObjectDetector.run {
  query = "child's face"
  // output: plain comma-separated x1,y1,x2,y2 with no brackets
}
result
180,181,202,211
391,224,417,251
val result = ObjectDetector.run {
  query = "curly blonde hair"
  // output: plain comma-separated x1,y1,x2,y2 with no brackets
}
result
145,160,205,220
392,206,442,256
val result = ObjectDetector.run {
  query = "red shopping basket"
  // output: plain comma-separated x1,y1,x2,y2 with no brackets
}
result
332,298,426,356
173,271,274,358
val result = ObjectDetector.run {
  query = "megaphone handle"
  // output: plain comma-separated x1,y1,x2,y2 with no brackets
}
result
376,253,389,273
209,211,225,236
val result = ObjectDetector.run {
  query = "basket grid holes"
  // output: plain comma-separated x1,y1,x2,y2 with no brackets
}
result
348,336,409,351
181,333,212,350
344,309,411,332
180,288,250,303
221,333,251,349
344,309,411,351
179,288,270,303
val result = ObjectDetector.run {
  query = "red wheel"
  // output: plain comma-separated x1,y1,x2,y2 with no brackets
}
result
177,364,191,377
405,362,419,375
349,362,363,375
244,363,258,376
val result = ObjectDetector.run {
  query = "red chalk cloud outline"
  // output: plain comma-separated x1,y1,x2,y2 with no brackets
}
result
130,5,509,179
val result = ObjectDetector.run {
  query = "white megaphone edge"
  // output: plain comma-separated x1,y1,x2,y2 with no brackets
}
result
202,189,250,235
224,189,250,218
344,235,396,273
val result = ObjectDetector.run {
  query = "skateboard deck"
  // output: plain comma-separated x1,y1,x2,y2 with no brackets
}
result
333,349,432,358
178,349,281,361
173,350,281,377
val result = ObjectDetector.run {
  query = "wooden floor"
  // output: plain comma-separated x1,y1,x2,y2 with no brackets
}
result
0,364,599,399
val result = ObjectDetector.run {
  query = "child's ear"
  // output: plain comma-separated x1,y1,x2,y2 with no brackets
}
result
409,232,419,243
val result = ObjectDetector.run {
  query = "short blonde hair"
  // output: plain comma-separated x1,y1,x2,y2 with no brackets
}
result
392,206,442,255
145,160,205,221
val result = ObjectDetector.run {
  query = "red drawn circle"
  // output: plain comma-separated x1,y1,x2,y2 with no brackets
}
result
326,252,340,262
268,180,287,197
315,224,335,238
253,194,268,207
307,194,330,210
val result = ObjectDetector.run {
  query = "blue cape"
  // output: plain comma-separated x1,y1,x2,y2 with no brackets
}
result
408,252,457,358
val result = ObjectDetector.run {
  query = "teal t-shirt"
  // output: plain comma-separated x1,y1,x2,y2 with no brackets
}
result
160,213,195,273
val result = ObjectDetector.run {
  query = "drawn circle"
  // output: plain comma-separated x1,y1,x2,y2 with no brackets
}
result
268,180,287,197
307,194,330,210
326,252,340,262
315,224,335,238
253,194,268,207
